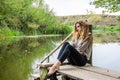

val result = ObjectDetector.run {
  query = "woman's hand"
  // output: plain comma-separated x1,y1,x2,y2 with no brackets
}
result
76,48,84,54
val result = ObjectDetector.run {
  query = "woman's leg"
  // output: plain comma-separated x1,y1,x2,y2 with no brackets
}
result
57,42,69,59
57,44,87,66
48,43,87,75
67,53,87,66
48,42,69,75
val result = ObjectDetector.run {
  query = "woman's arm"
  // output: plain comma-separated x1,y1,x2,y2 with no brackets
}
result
79,34,93,53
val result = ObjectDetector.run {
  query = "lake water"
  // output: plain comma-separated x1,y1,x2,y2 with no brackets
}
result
93,43,120,72
0,34,120,80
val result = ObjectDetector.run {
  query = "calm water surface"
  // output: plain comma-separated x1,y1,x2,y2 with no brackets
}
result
93,43,120,72
0,34,120,80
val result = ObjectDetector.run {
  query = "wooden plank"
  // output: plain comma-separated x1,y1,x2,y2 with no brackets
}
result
80,66,120,79
58,65,120,80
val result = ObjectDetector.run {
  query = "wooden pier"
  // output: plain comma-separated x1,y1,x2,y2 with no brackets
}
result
32,63,120,80
58,64,120,80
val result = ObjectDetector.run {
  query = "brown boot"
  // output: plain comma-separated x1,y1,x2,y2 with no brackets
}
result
48,60,61,76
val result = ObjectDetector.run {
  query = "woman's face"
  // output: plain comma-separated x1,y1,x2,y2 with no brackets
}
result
76,23,81,32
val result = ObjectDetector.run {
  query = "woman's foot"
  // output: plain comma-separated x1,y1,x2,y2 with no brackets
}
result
48,66,59,76
47,60,61,76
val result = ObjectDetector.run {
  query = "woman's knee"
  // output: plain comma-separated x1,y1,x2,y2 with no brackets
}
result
62,42,69,47
64,42,69,45
66,44,73,49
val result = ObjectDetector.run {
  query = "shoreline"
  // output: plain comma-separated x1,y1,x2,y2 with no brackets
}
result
0,34,62,38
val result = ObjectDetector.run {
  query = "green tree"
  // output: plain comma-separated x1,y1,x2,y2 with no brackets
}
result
0,0,59,35
91,0,120,12
91,0,120,22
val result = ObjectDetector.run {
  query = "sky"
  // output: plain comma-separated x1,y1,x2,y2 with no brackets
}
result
44,0,119,16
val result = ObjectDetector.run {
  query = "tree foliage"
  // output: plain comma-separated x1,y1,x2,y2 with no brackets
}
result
0,0,60,35
91,0,120,12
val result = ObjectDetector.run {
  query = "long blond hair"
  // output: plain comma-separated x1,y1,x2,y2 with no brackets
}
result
73,21,90,41
80,24,90,41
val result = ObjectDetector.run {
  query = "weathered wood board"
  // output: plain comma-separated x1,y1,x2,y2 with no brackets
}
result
58,65,120,80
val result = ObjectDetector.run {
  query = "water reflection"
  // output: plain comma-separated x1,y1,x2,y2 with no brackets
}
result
0,36,65,80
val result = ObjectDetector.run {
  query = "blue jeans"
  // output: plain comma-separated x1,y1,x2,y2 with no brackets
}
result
57,42,87,66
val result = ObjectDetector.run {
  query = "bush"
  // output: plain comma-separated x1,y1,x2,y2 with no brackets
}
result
46,24,73,34
0,27,21,36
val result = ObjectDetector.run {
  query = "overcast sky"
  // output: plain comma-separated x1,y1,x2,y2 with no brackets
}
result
44,0,119,16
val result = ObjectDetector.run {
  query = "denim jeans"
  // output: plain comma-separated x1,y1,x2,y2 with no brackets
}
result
57,42,87,66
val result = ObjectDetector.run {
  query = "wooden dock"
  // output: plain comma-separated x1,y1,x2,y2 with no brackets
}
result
32,63,120,80
58,64,120,80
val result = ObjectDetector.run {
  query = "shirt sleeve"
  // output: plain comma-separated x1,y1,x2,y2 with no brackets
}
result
79,35,92,52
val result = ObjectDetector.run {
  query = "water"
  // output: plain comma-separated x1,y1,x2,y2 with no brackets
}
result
0,36,64,80
93,43,120,72
0,34,120,80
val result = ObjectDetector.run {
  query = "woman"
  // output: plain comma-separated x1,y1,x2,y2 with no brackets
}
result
48,21,93,75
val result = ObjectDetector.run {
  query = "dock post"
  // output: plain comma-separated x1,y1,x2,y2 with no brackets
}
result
40,67,48,80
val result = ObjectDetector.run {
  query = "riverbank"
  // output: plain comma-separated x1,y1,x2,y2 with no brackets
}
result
1,34,62,38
